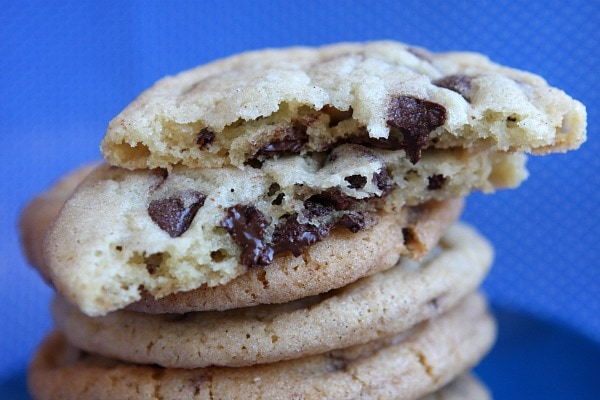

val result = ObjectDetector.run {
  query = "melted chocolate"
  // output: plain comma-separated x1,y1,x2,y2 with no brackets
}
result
256,124,308,157
305,189,357,211
220,205,274,267
373,168,393,195
387,96,447,164
342,131,404,151
337,212,368,233
345,174,367,189
271,215,333,257
148,191,206,238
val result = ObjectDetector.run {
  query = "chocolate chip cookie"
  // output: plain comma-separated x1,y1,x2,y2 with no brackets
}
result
51,223,491,368
30,293,495,400
102,41,585,170
43,156,491,316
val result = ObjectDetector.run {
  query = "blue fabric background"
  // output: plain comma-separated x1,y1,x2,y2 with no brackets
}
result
1,0,598,386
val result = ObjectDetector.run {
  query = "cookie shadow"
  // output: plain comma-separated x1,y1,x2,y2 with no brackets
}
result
0,370,31,400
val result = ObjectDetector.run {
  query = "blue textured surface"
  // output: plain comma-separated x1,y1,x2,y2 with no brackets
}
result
1,0,598,394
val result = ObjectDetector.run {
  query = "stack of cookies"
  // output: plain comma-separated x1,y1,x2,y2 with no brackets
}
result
20,41,586,399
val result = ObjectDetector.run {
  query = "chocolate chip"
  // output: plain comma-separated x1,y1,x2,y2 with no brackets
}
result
220,205,274,267
271,193,285,206
345,175,367,189
427,174,446,190
244,158,264,169
267,183,281,197
271,214,333,257
344,131,404,151
148,191,206,238
303,199,334,217
305,189,357,211
338,213,369,233
433,74,473,102
373,168,393,195
196,128,215,149
387,96,447,164
256,123,308,157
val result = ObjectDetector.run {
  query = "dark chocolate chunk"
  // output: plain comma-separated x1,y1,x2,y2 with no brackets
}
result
337,213,368,233
345,174,367,189
244,158,264,169
256,123,308,157
271,214,333,257
387,96,447,164
427,174,446,190
271,193,285,206
196,128,215,149
305,188,357,211
373,168,393,195
148,191,206,238
345,131,404,151
432,74,473,102
267,183,281,197
303,198,334,217
220,205,274,267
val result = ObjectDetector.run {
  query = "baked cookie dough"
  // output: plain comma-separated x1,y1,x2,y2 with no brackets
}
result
19,166,461,313
102,41,586,170
43,155,483,316
46,131,517,317
52,223,492,368
19,164,97,283
31,293,496,400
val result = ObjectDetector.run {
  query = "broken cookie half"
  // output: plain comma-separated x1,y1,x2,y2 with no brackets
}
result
102,41,585,170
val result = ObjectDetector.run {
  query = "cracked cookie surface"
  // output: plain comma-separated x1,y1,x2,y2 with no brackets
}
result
102,41,586,170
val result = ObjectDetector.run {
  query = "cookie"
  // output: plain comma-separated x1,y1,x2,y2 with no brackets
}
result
45,135,518,317
51,223,492,368
18,164,97,283
30,293,496,400
128,196,461,314
101,41,586,171
21,162,464,314
42,154,484,316
421,374,490,400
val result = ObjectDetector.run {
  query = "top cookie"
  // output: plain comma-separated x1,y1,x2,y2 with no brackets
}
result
102,41,586,170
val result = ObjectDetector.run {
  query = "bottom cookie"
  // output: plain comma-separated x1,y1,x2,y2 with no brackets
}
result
422,374,491,400
29,293,495,400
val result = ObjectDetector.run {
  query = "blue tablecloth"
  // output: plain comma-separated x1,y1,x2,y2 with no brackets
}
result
1,0,598,395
